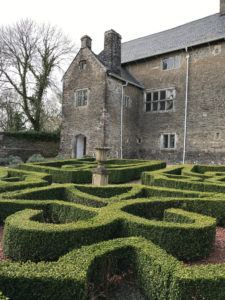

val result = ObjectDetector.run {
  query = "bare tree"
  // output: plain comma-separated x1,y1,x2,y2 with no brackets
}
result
41,86,62,132
0,19,74,131
0,89,26,131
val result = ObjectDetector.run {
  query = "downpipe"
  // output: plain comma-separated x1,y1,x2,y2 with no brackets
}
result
182,49,190,164
121,82,128,159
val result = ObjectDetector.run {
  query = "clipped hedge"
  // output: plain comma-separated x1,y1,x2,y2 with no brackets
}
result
0,167,51,193
142,164,225,194
120,200,216,261
2,236,225,300
0,237,180,300
19,159,166,184
65,184,145,207
2,161,225,298
1,184,144,208
0,291,8,300
4,130,60,142
3,194,216,262
3,208,119,261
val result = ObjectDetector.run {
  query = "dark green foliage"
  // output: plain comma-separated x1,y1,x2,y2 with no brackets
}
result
4,131,60,142
0,237,181,300
66,184,144,207
0,167,51,193
19,159,166,184
2,161,225,299
121,201,216,261
0,291,9,300
3,195,216,262
142,164,225,193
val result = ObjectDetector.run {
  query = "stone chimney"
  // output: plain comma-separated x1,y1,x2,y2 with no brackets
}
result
81,35,92,49
221,0,225,15
103,29,122,74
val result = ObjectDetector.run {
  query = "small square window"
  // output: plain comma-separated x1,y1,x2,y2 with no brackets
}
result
75,89,88,107
79,60,87,70
161,134,176,149
162,56,180,70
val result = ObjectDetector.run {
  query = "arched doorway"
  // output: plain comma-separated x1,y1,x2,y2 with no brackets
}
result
74,134,87,158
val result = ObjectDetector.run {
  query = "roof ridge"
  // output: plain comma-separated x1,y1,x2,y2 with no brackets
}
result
122,13,219,45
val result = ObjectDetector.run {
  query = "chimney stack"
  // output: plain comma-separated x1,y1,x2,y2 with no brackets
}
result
81,35,92,49
103,29,122,74
221,0,225,15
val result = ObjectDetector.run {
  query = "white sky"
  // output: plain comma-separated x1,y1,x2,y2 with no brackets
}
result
0,0,220,54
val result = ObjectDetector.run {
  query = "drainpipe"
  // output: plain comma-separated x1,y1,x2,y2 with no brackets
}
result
182,48,190,164
121,82,128,159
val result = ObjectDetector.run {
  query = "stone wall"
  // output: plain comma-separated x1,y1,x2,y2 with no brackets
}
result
60,46,106,157
61,30,225,164
104,77,142,158
0,133,59,162
185,42,225,164
126,41,225,164
122,84,143,158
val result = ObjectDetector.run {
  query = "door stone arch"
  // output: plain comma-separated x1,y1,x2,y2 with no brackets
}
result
72,134,87,158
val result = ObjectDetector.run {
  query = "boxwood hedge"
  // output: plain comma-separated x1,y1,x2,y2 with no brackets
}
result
1,237,225,300
3,195,216,262
142,164,225,193
19,159,166,184
1,161,225,299
0,167,51,193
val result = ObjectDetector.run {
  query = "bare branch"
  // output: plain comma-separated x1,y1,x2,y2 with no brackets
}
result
0,19,75,131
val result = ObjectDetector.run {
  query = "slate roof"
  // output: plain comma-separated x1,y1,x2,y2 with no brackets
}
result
119,67,144,87
121,13,225,64
98,53,144,88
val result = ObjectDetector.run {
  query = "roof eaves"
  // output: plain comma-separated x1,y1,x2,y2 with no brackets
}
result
122,36,225,64
107,71,144,89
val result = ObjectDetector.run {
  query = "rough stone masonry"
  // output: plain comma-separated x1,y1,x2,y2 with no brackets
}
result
61,1,225,164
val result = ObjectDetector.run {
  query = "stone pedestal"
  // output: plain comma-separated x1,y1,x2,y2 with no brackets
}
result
92,165,109,186
92,147,110,186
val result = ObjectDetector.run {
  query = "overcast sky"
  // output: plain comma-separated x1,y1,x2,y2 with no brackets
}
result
0,0,219,54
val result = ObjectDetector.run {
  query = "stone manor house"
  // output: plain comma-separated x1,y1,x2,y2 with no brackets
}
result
60,0,225,163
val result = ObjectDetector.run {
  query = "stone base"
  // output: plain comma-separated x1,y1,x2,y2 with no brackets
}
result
92,173,109,186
